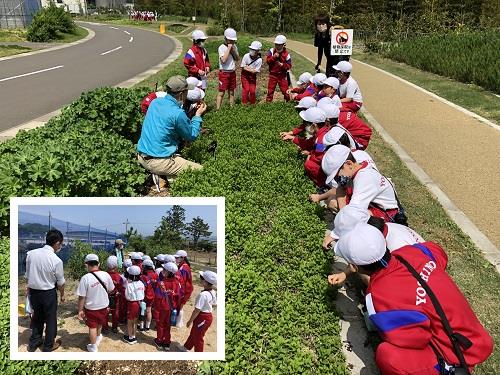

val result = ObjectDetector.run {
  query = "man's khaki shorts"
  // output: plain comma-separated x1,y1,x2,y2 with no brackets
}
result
137,154,202,178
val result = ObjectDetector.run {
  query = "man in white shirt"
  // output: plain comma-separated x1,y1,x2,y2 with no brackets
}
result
77,254,115,352
25,229,65,352
216,28,239,110
334,61,363,112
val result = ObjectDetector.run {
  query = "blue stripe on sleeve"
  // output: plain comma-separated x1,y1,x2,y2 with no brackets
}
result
369,310,429,333
413,243,436,262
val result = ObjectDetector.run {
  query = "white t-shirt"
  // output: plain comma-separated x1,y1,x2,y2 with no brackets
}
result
385,223,425,251
339,76,363,102
125,280,145,302
194,290,217,313
26,245,65,290
331,94,342,108
350,166,398,210
241,52,263,73
219,44,239,71
326,149,378,189
77,271,115,310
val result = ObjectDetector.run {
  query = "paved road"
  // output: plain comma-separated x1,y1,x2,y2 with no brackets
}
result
285,39,500,248
0,22,175,132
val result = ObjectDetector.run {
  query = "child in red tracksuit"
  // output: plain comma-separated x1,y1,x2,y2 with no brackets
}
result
174,250,193,327
104,256,123,334
280,97,318,141
153,262,181,351
240,41,263,105
184,30,210,90
338,108,372,150
182,270,217,352
266,35,292,102
139,259,157,331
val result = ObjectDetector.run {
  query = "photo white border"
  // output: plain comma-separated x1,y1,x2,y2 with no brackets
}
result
10,196,225,361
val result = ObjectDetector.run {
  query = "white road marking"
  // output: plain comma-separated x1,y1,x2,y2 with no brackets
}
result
123,30,131,35
0,65,64,83
109,26,119,30
129,37,133,43
100,46,122,56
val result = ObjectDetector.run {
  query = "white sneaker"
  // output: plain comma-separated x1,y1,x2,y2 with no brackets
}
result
96,334,103,346
87,343,98,352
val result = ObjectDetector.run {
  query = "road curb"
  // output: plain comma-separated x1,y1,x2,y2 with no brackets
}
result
0,25,95,62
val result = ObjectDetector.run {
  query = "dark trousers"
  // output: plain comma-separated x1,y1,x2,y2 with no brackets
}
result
29,288,57,351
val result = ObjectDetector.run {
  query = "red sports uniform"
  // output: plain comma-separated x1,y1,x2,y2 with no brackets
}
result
153,276,181,346
184,312,213,352
183,44,210,80
105,271,123,330
367,242,493,374
266,48,291,102
294,83,317,101
338,109,372,150
304,126,330,187
178,262,193,308
140,270,158,307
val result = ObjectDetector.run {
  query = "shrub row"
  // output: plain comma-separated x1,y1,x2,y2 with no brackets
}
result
172,103,347,374
381,30,500,93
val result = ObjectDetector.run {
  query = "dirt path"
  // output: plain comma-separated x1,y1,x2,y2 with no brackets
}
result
284,39,500,248
18,279,217,353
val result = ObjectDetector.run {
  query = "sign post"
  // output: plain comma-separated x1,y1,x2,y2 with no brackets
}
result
330,29,354,56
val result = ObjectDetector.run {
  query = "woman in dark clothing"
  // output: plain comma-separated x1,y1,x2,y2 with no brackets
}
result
314,14,349,77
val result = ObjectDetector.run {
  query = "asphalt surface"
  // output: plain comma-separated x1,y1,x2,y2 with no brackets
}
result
0,22,175,132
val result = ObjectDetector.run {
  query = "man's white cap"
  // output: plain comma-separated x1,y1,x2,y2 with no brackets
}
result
333,61,352,73
187,87,205,101
296,72,313,85
295,96,317,109
186,77,202,90
274,34,287,44
331,205,371,240
200,270,217,285
321,145,351,186
143,259,154,268
164,254,176,263
130,252,142,260
335,223,386,265
85,253,99,263
224,28,237,41
192,29,207,40
249,41,262,50
312,73,327,86
142,255,151,261
107,255,118,268
154,254,165,261
299,107,327,124
123,259,132,268
163,262,178,274
174,250,188,258
317,97,335,109
127,265,141,276
321,104,340,120
324,77,340,89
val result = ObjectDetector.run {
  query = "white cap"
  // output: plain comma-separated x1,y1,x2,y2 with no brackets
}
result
317,97,335,109
200,270,217,285
224,28,237,41
323,126,347,147
321,104,340,120
332,205,371,239
299,107,327,124
142,255,151,261
312,73,327,86
321,145,351,186
333,61,352,73
186,77,202,90
163,262,178,274
154,254,165,261
85,254,99,263
335,223,386,265
295,96,317,109
164,254,176,263
127,265,141,276
296,72,313,85
187,87,205,101
130,252,142,260
174,250,188,258
324,77,340,89
138,252,144,257
123,259,132,268
192,29,207,40
143,259,154,268
274,34,287,44
249,41,262,50
107,255,118,269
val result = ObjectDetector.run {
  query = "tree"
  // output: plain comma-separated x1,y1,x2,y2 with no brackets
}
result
152,205,187,249
185,216,212,249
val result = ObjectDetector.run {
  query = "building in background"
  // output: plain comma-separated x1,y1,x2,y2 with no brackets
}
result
40,0,86,14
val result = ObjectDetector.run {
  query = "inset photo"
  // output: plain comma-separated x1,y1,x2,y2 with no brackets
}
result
10,197,225,360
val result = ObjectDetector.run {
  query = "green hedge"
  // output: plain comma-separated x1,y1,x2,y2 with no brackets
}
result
27,3,76,42
382,30,500,94
172,103,347,374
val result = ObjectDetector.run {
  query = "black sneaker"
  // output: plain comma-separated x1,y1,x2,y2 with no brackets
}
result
111,327,118,334
144,327,150,332
124,336,137,345
153,338,163,350
27,341,43,352
163,343,170,352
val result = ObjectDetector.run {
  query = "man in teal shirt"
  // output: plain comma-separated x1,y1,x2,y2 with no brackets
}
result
137,75,207,179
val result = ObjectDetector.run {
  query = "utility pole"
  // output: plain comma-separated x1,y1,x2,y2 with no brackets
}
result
88,223,91,244
48,211,52,230
123,218,130,235
104,228,108,251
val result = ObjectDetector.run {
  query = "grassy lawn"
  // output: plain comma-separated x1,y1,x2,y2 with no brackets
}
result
0,28,26,42
54,26,88,43
353,51,500,124
0,44,31,57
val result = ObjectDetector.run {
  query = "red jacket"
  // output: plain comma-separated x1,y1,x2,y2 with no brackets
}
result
295,83,317,101
108,271,123,298
184,44,210,78
140,270,158,302
178,262,193,304
339,109,372,150
367,242,493,367
266,48,291,76
153,276,181,311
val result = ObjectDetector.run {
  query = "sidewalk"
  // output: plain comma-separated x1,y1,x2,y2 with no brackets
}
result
285,39,500,249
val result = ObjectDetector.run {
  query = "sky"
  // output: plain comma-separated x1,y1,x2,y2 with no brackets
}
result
19,205,217,237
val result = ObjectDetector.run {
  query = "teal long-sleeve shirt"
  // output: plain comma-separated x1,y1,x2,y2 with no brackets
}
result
137,94,202,157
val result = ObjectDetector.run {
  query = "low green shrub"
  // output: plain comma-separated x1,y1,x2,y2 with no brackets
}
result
206,24,224,37
66,241,110,280
27,2,76,42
